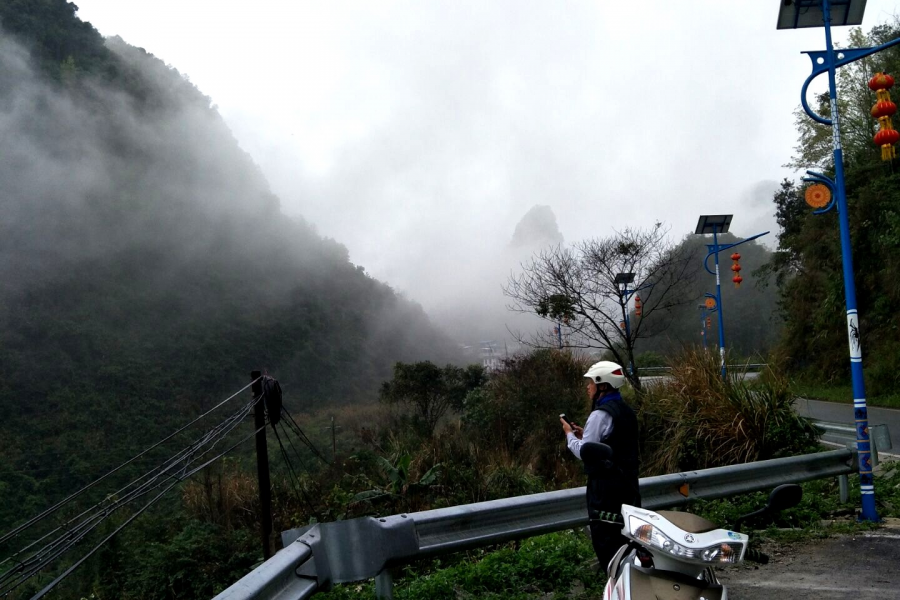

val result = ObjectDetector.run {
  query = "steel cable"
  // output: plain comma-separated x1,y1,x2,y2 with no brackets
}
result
279,407,329,464
26,422,268,600
0,378,261,547
0,395,260,594
0,395,257,581
270,422,315,510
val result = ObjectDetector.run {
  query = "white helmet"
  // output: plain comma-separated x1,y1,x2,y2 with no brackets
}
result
583,361,626,389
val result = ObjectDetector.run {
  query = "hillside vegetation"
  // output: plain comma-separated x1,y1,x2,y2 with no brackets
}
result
0,0,458,536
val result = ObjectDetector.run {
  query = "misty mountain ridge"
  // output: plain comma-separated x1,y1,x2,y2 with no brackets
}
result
0,2,460,485
509,204,564,249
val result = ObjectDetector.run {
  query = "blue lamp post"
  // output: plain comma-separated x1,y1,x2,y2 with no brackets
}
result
699,295,719,350
614,272,637,376
694,215,769,379
698,304,709,349
777,0,888,522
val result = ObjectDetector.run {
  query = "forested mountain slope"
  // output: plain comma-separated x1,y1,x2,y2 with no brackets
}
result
0,0,459,525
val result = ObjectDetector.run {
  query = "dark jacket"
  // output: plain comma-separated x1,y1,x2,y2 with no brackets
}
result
587,392,641,510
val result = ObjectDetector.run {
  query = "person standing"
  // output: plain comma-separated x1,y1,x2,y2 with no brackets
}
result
560,360,641,574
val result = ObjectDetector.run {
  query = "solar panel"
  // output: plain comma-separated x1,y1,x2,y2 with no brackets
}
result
776,0,866,30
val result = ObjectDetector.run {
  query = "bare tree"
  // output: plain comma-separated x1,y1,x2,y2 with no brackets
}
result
503,223,699,390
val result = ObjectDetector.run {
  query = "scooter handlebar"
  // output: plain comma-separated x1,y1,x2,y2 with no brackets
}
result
589,511,624,525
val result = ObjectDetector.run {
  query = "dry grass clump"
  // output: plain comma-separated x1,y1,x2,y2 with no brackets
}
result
182,463,259,530
636,348,818,475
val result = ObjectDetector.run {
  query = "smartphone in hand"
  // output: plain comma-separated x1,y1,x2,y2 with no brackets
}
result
559,413,576,427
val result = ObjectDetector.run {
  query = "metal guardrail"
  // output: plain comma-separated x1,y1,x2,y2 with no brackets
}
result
640,363,769,373
213,448,856,600
812,419,892,466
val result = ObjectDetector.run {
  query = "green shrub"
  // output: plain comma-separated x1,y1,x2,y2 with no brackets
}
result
461,349,589,481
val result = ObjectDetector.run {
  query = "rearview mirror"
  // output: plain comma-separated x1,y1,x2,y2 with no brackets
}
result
580,442,612,462
733,483,803,532
766,484,803,512
580,443,613,476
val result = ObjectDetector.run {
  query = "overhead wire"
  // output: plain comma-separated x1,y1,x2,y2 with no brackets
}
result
0,393,262,596
27,422,268,600
277,420,313,473
0,395,258,582
279,406,330,464
0,400,258,596
269,421,314,510
0,377,261,547
1,399,260,597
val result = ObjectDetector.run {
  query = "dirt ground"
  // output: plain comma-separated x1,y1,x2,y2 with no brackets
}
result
718,519,900,599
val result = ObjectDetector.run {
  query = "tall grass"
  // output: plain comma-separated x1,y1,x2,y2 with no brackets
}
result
636,348,818,475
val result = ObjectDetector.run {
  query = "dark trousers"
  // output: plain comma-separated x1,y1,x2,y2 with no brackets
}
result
589,519,628,574
586,475,639,575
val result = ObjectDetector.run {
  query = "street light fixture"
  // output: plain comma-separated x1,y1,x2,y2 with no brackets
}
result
777,0,887,521
693,215,768,379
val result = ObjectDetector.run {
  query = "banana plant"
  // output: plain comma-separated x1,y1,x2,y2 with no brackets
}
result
351,453,442,505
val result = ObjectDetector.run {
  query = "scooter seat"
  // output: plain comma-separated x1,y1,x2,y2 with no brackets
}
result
655,511,720,534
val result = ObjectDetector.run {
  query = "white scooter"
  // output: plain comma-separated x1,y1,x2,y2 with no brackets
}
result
581,443,802,600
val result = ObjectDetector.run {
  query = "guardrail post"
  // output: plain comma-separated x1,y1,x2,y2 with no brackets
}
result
375,569,394,600
872,424,893,451
839,474,849,503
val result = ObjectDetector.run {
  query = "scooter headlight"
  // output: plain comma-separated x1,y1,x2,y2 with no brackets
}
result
628,516,743,564
699,542,743,564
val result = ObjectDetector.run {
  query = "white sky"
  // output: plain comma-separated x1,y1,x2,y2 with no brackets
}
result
74,0,900,327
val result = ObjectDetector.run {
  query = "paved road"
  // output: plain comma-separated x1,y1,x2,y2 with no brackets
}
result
719,523,900,599
795,397,900,451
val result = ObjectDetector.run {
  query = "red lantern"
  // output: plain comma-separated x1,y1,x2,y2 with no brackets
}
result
634,294,642,318
871,100,897,118
868,72,895,92
706,316,712,329
869,73,898,161
730,253,742,288
874,128,900,146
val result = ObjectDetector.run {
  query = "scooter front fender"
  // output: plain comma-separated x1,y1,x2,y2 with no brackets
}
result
613,564,724,600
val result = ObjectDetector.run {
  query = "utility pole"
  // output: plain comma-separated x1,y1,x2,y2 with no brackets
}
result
251,370,273,560
322,416,342,461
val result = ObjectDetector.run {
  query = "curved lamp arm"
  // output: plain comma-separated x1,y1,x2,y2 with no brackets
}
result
703,231,770,276
799,37,900,126
801,69,832,126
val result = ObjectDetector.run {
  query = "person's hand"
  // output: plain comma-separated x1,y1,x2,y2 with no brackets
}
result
560,417,573,435
572,424,584,440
